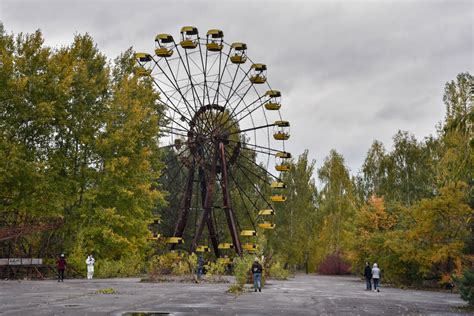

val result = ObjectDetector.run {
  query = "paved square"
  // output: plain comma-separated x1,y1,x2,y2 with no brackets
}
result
0,274,467,315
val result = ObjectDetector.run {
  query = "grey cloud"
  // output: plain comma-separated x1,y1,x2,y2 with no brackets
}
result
1,0,473,176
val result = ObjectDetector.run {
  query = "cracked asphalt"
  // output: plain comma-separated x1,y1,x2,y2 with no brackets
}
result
0,274,468,315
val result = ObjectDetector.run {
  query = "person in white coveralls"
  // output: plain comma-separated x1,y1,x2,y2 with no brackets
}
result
372,263,381,292
86,254,95,279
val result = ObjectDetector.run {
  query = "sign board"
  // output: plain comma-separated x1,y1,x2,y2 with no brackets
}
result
0,259,8,266
31,258,43,265
21,258,32,265
8,258,21,265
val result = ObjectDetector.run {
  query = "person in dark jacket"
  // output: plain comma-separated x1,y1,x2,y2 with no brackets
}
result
364,262,372,290
251,257,263,292
196,255,204,281
56,253,67,282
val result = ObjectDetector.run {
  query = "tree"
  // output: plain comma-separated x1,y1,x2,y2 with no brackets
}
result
0,27,164,276
315,150,355,269
268,150,317,270
390,182,472,280
438,72,473,192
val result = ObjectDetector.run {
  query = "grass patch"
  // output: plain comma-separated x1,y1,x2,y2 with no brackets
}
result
95,287,118,294
227,284,245,296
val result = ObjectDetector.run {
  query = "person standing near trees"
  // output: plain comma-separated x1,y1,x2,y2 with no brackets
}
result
56,254,66,282
86,254,95,280
364,262,372,290
372,263,381,292
251,257,263,292
196,254,204,282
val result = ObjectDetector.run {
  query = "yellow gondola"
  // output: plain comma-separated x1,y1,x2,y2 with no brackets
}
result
270,181,286,189
275,151,292,159
230,42,247,64
275,120,290,127
275,164,291,172
250,63,267,84
273,121,290,140
147,233,161,240
135,67,151,77
258,209,275,216
265,90,281,110
218,257,231,265
243,243,257,251
241,230,257,237
258,222,276,230
271,194,287,202
196,245,211,252
180,26,198,49
273,132,290,140
135,52,152,63
206,29,224,52
155,34,174,57
165,237,184,244
218,242,234,249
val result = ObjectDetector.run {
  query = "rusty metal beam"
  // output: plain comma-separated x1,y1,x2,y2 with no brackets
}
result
198,166,220,257
191,149,218,253
219,142,243,256
171,162,195,250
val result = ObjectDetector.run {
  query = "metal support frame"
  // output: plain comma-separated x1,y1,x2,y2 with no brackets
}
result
219,142,243,256
191,148,218,253
198,166,220,257
171,162,196,250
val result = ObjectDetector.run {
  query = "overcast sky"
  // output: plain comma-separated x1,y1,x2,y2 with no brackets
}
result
1,0,473,176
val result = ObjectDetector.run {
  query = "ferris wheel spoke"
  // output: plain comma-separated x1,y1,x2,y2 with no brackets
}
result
157,57,198,120
150,58,196,116
223,95,268,131
236,149,281,181
228,156,274,210
160,124,189,134
222,64,243,107
167,82,195,114
212,46,232,106
238,145,275,157
174,48,221,135
228,152,271,185
220,84,253,126
176,44,204,110
227,123,275,136
145,62,194,126
160,129,188,139
224,171,256,231
161,112,190,132
228,139,280,153
198,41,211,106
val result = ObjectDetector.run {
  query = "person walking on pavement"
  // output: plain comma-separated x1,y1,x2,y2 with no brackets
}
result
86,254,95,280
196,254,204,282
251,257,263,292
372,263,381,292
56,253,66,282
364,262,372,291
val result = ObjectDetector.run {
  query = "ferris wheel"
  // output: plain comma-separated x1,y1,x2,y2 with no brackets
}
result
135,26,291,257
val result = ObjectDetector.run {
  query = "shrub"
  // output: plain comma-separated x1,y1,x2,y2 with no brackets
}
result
456,268,474,306
147,252,197,280
317,252,351,275
95,255,144,278
268,261,290,280
205,259,227,276
233,254,254,286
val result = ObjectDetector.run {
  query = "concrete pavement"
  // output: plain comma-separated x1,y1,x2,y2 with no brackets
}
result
0,274,468,315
